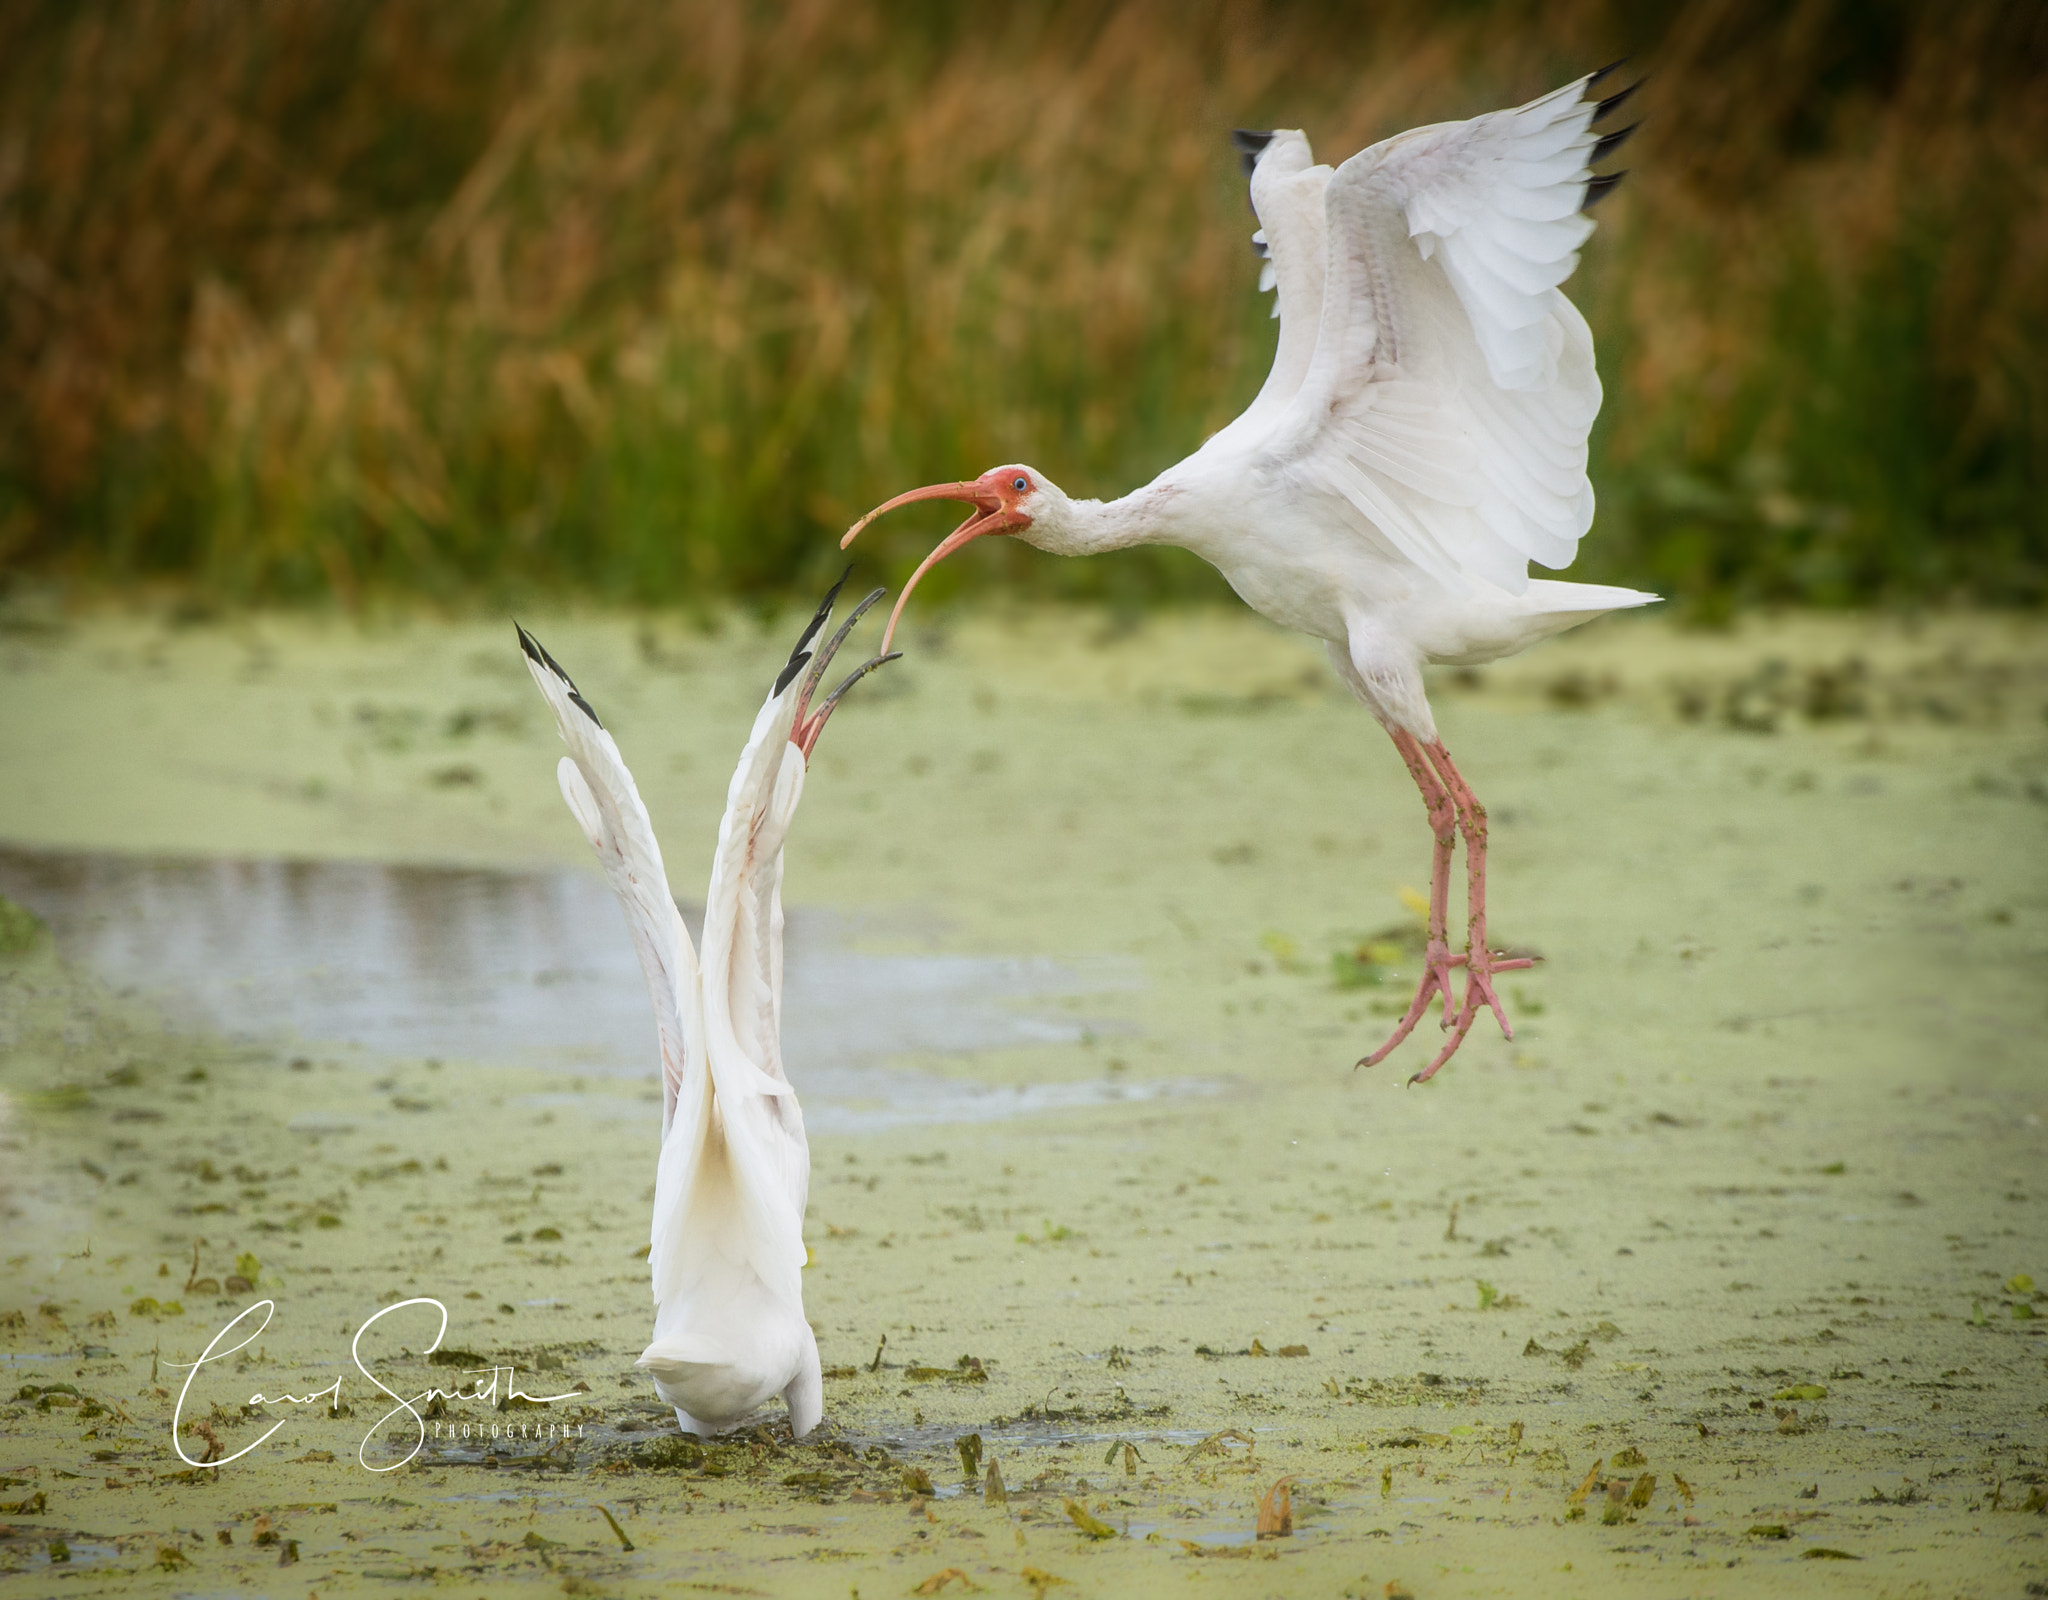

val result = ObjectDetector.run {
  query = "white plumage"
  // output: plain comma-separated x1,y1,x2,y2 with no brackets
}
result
518,580,894,1436
843,69,1651,1081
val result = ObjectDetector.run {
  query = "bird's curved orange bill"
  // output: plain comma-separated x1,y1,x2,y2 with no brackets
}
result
841,482,1024,653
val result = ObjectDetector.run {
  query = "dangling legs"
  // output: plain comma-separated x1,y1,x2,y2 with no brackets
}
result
1329,636,1532,1082
1358,727,1461,1067
1407,739,1535,1084
1358,731,1536,1083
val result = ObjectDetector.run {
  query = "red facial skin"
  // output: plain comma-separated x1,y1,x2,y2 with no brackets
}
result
840,468,1036,651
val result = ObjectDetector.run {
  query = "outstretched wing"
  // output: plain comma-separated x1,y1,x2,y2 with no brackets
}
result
518,625,701,1137
699,669,806,1103
642,577,887,1322
680,582,860,1318
1393,70,1635,390
701,571,849,1099
1260,70,1637,595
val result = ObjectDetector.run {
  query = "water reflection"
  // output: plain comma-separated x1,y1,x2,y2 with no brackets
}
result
0,846,1197,1130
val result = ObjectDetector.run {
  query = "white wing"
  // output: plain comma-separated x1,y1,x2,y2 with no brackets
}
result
1260,71,1635,596
517,627,701,1139
1222,129,1333,439
668,601,842,1320
524,597,872,1436
519,619,807,1330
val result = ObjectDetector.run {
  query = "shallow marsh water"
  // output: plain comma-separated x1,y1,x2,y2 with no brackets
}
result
0,847,1161,1132
0,602,2044,1598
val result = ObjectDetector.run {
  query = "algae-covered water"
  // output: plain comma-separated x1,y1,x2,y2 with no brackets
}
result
0,602,2044,1598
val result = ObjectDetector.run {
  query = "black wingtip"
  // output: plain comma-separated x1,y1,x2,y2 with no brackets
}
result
516,620,571,684
1582,170,1628,210
1593,78,1644,123
774,650,814,699
809,585,888,685
515,621,603,727
1590,120,1640,165
781,567,851,690
1231,127,1274,180
1587,57,1632,89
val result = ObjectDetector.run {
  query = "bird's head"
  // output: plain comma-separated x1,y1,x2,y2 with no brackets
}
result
841,465,1064,651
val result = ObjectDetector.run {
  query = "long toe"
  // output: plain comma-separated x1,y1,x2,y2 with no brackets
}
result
1358,947,1460,1068
1473,949,1537,1039
1406,948,1537,1081
1409,1023,1471,1085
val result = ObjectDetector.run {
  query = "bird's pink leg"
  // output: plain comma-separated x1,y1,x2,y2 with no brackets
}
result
1357,728,1461,1069
1406,740,1537,1085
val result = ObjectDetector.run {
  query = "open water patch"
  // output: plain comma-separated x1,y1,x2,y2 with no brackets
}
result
0,845,1201,1131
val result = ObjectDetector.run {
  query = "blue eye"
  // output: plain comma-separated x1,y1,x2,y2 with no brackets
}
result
1012,476,1028,492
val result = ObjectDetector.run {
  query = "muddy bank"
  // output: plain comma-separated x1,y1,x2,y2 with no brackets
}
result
1,603,2044,1597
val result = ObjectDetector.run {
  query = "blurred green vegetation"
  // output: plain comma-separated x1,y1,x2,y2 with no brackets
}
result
1,0,2043,614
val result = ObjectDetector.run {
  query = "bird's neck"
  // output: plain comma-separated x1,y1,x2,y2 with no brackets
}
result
1030,485,1172,558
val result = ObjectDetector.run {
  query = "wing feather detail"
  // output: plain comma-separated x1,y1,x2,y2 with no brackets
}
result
1260,71,1631,596
518,626,700,1138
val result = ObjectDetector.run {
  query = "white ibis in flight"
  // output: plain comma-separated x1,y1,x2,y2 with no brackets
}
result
843,69,1653,1082
519,576,896,1437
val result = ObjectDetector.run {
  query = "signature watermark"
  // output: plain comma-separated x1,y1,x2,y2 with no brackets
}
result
165,1298,582,1473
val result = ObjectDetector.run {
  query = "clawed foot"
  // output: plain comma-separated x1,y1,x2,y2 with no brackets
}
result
1356,937,1460,1069
1401,946,1537,1086
1356,945,1537,1081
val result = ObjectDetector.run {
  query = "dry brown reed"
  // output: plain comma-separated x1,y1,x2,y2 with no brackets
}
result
2,0,2043,609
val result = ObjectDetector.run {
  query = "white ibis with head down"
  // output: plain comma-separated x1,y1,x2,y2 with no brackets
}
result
843,69,1653,1082
519,576,896,1437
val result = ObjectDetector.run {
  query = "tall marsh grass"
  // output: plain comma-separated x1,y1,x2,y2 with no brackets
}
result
2,0,2044,611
